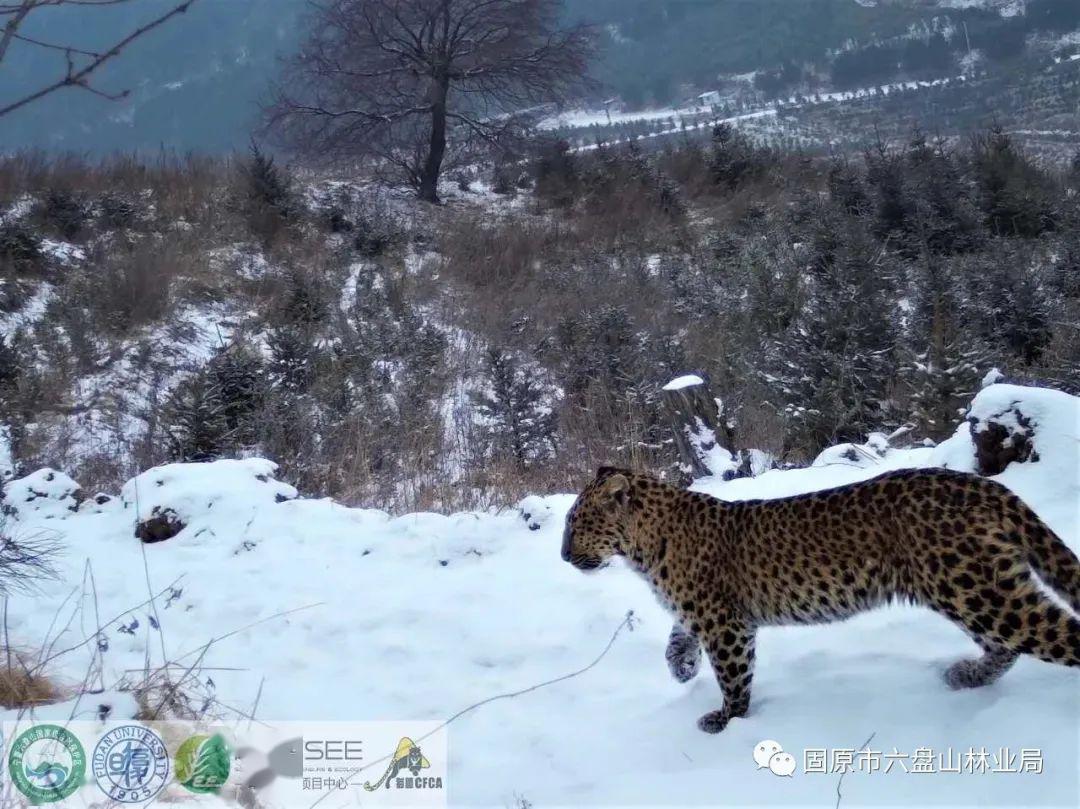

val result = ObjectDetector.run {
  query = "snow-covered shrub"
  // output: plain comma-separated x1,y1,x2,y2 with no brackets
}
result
813,431,893,469
97,191,140,229
0,220,42,274
78,492,117,514
1,468,81,519
121,458,298,543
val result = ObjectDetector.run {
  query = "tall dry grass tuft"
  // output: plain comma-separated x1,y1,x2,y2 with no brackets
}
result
0,652,63,710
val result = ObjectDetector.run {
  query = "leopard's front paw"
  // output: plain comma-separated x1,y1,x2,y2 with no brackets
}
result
665,628,702,684
696,709,731,734
667,644,701,683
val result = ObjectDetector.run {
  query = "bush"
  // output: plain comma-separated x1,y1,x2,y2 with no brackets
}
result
97,191,140,229
0,220,42,274
70,238,185,335
32,188,89,240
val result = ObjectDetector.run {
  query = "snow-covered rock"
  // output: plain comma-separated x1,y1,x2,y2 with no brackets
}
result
120,458,298,543
962,383,1077,476
2,468,81,519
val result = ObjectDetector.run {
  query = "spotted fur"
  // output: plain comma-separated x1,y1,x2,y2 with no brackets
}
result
561,466,1080,734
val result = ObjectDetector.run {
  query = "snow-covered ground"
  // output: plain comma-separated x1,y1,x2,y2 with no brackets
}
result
4,383,1078,807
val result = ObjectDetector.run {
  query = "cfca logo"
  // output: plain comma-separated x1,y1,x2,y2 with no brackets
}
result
174,733,231,793
8,724,87,803
363,737,443,792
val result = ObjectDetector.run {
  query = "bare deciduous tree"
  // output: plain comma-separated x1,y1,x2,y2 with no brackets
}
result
0,0,199,119
267,0,595,202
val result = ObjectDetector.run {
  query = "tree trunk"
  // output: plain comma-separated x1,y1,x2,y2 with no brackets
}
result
418,79,449,203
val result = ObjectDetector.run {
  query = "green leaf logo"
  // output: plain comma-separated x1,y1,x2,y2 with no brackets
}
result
174,734,230,793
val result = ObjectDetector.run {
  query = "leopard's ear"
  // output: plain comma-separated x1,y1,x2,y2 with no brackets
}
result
600,472,630,507
597,465,618,478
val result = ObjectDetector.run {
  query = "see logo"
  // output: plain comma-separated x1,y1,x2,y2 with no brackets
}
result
363,737,443,792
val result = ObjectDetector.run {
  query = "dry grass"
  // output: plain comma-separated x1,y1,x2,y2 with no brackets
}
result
0,651,64,710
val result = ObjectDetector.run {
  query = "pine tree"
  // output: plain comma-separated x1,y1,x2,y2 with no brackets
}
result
267,326,318,395
901,257,990,439
768,202,901,456
240,142,296,244
473,348,557,468
242,142,294,220
970,128,1056,239
966,243,1052,365
206,346,266,449
164,373,230,462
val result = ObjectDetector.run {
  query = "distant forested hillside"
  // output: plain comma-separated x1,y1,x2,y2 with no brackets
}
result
0,0,1076,153
564,0,933,105
567,0,1078,107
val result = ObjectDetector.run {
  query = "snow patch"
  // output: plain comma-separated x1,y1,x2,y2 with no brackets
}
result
662,374,704,391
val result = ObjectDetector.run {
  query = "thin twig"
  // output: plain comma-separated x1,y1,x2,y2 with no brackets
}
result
836,731,876,809
171,602,325,663
38,576,184,668
307,609,637,808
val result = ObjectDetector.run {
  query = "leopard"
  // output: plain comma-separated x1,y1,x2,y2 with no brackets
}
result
561,466,1080,734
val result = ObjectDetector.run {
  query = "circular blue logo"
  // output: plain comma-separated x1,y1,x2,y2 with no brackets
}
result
92,725,170,803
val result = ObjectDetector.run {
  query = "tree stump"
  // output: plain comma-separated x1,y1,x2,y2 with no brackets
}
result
662,375,728,479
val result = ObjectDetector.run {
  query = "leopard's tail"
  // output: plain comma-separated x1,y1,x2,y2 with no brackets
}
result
1008,500,1080,617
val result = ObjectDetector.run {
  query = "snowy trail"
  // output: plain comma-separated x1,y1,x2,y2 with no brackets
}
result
4,385,1079,807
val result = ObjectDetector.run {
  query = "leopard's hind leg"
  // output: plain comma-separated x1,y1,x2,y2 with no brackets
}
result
944,637,1018,689
920,542,1080,685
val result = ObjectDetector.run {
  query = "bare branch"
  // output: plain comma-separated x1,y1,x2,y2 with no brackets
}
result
0,0,199,119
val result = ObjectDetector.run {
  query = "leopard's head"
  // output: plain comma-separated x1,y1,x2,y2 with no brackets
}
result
561,467,633,572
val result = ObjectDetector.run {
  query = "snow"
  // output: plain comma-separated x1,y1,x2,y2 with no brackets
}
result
663,374,705,391
1,691,138,724
38,239,85,265
3,385,1079,806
